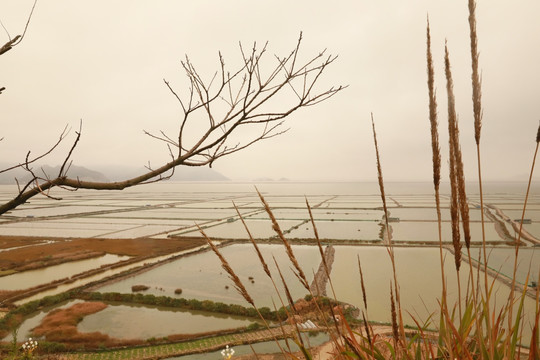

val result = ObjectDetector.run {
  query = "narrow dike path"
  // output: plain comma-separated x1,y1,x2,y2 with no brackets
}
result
64,325,309,360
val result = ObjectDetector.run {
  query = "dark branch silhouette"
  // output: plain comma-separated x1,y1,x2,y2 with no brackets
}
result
0,0,38,93
0,33,344,215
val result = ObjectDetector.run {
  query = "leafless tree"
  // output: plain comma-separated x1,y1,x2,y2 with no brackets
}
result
0,33,344,215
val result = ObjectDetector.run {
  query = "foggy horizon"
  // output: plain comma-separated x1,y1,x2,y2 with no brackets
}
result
1,1,539,184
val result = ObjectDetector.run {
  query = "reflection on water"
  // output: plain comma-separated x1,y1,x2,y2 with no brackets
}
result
78,302,257,339
0,254,130,291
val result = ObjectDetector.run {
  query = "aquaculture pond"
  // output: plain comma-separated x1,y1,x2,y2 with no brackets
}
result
0,254,130,290
78,302,258,339
3,300,258,342
95,244,322,308
328,245,539,341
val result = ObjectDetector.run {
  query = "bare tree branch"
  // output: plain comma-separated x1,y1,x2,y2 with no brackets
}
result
0,125,69,175
0,0,38,93
0,34,345,215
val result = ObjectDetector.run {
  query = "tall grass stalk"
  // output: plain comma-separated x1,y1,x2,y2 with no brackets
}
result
505,124,540,358
305,198,338,300
261,193,346,351
444,43,464,322
198,225,290,356
232,201,296,354
256,188,310,291
426,16,447,307
467,4,493,355
370,113,409,356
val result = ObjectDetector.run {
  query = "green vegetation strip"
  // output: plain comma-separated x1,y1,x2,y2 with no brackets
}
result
65,332,266,359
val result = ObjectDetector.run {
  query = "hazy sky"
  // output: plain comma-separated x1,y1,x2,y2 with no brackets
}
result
1,1,539,182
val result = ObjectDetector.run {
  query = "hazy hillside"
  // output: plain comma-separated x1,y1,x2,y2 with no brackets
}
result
0,164,229,184
90,165,230,182
0,164,109,184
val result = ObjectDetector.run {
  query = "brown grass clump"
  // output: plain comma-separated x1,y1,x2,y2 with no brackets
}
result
31,302,109,344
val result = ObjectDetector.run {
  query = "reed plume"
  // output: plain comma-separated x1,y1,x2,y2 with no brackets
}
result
306,197,337,299
272,255,297,315
370,113,391,246
370,113,407,349
506,122,540,356
357,255,368,311
256,188,310,291
200,226,291,356
468,0,483,145
468,3,492,355
444,43,462,274
444,43,466,323
199,225,254,307
390,283,399,348
426,18,441,192
362,311,372,346
233,201,271,278
426,17,449,306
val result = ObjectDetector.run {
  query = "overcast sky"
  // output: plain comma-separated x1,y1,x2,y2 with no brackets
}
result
1,1,539,182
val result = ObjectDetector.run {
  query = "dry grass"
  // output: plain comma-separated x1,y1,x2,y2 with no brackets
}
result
31,302,110,345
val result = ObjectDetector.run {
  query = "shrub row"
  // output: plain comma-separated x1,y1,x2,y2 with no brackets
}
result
78,292,280,321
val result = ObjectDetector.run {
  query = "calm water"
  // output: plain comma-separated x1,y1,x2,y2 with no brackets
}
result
0,254,130,290
1,181,539,347
78,302,258,339
97,244,321,308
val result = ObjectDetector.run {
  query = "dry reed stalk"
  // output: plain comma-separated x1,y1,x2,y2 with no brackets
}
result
370,113,408,351
310,268,345,343
233,202,271,278
272,255,297,315
468,0,483,146
390,283,399,349
200,226,255,307
468,3,492,352
248,343,261,360
270,298,294,355
306,197,337,300
271,256,309,353
240,195,343,352
370,114,391,246
362,311,372,347
444,44,465,323
444,44,462,273
256,188,310,291
199,228,290,356
426,18,450,315
357,255,368,311
233,202,293,328
530,267,540,359
506,124,540,355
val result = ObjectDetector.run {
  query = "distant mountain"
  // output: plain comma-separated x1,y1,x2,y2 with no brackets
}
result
0,164,109,184
0,164,229,184
94,165,229,182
